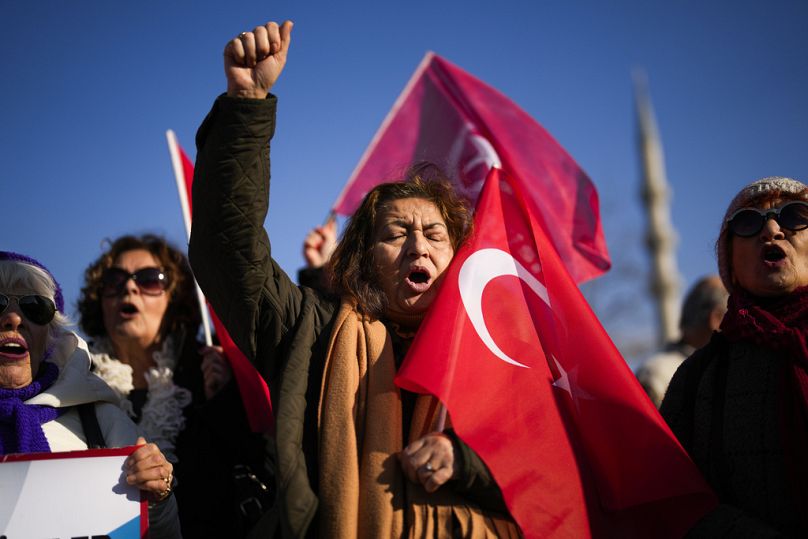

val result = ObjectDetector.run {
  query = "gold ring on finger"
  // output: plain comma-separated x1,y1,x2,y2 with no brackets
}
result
157,472,173,501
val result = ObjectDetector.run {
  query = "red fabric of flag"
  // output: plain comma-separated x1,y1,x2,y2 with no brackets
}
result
396,168,716,538
335,52,610,283
172,137,274,433
177,145,195,214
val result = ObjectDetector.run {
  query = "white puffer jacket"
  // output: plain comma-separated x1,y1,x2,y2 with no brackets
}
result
26,332,140,449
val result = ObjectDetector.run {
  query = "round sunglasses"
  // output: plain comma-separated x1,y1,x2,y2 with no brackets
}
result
726,201,808,238
101,267,168,297
0,294,57,325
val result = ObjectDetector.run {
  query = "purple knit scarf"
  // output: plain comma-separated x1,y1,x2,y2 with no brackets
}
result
0,362,61,454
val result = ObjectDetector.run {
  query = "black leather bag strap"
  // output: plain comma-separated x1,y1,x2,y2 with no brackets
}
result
77,402,106,449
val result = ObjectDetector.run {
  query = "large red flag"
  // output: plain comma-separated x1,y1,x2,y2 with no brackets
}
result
167,132,274,433
334,52,610,283
396,168,716,538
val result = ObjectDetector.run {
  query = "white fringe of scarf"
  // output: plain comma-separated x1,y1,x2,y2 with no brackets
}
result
90,337,192,463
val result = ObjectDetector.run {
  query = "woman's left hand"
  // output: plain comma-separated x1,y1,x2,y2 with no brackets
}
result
399,432,459,493
125,437,174,501
200,345,233,399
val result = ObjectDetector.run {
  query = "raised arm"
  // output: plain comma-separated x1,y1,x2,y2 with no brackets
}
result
189,21,299,369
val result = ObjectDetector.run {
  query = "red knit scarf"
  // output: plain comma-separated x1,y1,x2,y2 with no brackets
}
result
720,286,808,415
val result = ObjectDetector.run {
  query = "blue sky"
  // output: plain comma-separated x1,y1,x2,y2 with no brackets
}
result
3,1,806,362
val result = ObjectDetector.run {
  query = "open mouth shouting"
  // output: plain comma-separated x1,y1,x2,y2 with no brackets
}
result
762,244,786,267
404,267,434,294
118,301,139,319
0,336,29,361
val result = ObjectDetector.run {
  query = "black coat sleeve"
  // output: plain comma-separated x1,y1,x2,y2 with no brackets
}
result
189,94,303,383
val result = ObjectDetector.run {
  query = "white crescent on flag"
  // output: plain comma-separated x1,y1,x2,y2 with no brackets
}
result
457,249,592,403
446,125,502,200
458,248,549,369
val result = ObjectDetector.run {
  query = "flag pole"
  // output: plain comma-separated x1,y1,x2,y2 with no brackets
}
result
435,404,447,432
166,129,213,346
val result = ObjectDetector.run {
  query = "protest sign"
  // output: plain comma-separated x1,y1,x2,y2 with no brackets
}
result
0,447,146,538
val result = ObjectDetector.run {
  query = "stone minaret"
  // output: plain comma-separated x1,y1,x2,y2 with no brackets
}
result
633,69,681,345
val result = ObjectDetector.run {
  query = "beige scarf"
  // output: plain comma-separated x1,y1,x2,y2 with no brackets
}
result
317,300,521,538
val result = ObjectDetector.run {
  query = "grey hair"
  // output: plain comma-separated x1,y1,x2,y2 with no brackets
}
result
679,276,728,331
0,260,71,347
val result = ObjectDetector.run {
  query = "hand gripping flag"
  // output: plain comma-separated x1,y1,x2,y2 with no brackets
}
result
167,131,274,433
334,52,610,283
396,168,717,538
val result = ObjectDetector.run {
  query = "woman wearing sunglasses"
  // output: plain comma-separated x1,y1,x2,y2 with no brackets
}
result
661,177,808,537
0,251,180,538
77,234,270,537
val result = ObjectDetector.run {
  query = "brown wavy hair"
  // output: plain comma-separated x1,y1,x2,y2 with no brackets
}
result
78,234,200,339
328,163,473,319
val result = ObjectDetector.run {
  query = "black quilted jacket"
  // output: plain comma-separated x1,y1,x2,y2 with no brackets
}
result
189,95,507,538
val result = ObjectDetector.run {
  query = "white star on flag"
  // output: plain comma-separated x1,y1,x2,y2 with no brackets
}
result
551,355,593,409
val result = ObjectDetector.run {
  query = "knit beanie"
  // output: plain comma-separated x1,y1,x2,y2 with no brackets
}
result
0,251,64,313
716,177,808,293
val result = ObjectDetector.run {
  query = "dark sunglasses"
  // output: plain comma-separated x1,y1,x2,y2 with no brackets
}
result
101,267,168,297
726,201,808,238
0,294,57,325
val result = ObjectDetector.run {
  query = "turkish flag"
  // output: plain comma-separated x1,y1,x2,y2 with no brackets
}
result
396,168,716,538
168,133,274,433
175,144,196,213
334,52,609,283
